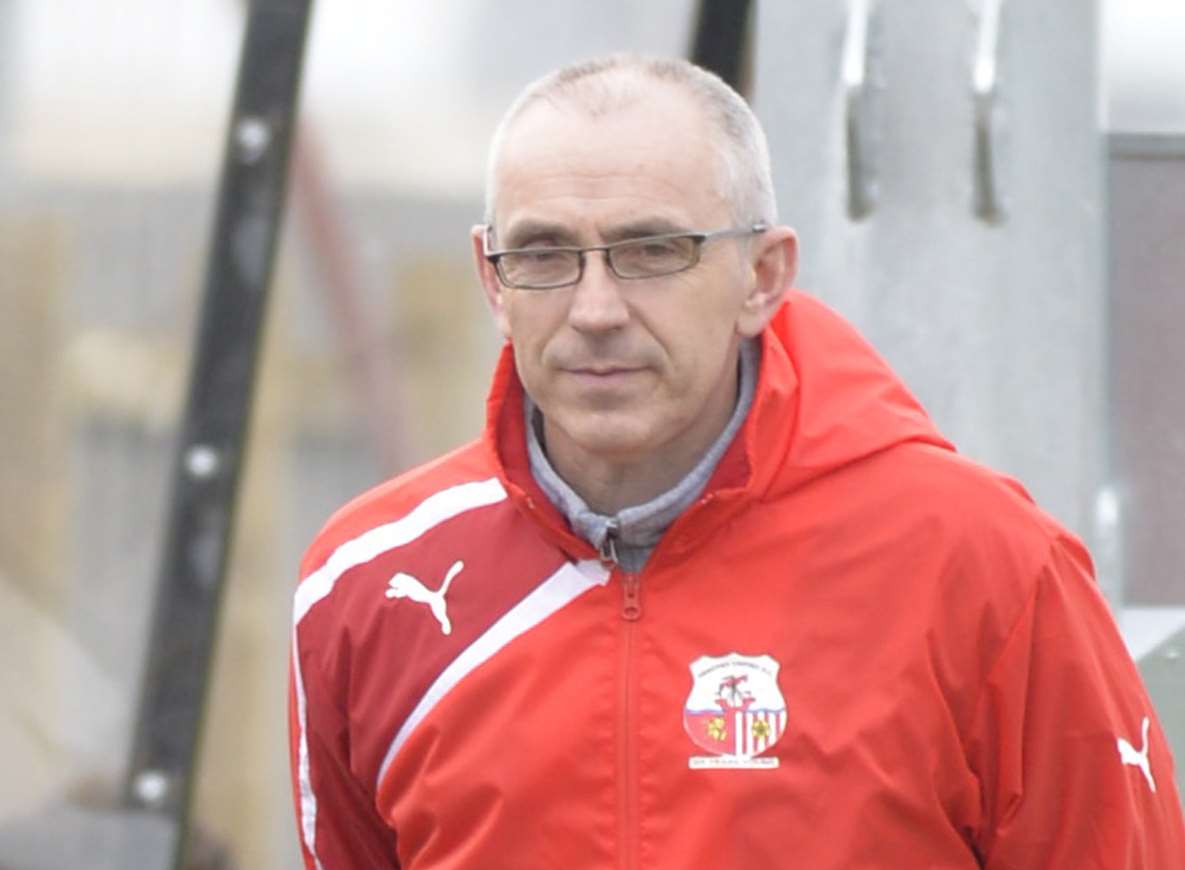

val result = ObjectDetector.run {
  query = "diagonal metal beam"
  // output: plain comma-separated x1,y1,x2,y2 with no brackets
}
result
121,0,313,865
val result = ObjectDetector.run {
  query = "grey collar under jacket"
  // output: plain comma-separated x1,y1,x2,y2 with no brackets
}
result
525,339,760,572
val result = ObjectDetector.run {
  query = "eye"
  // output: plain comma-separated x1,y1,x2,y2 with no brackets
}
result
521,248,565,263
612,236,695,275
635,239,682,259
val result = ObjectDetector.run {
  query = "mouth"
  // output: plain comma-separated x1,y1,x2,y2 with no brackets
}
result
565,364,646,377
572,366,639,376
562,365,648,387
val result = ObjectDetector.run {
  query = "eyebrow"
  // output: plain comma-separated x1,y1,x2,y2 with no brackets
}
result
600,219,691,243
498,217,692,248
498,220,579,249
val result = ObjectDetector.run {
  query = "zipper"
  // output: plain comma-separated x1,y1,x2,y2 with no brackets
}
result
604,519,642,870
618,571,640,870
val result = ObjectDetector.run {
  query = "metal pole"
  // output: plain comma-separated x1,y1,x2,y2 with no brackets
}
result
690,0,755,94
122,1,313,865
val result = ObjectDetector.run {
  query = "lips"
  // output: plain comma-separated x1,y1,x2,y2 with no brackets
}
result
561,365,648,388
570,366,642,376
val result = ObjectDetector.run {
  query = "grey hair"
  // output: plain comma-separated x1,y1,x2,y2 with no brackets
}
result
482,54,777,226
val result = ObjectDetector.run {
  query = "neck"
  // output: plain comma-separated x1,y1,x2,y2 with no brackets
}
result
537,343,753,515
542,442,705,515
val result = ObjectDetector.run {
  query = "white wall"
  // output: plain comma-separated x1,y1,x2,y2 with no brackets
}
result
1102,0,1185,132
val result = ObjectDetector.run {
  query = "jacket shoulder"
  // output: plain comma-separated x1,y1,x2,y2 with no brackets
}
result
877,442,1097,638
299,438,497,579
888,442,1075,546
807,440,1093,616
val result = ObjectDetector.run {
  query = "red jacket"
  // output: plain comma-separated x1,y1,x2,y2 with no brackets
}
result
290,291,1185,868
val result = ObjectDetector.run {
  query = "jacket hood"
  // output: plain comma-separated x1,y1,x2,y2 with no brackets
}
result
483,289,953,518
739,289,954,499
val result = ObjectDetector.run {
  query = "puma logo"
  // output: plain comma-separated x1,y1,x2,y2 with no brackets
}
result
384,560,464,635
1116,716,1156,793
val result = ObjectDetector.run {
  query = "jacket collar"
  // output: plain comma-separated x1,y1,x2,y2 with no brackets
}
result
481,290,952,562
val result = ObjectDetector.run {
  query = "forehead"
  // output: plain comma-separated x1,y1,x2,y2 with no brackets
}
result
492,84,728,238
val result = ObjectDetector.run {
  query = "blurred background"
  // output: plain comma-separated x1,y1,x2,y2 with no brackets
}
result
1,0,1183,867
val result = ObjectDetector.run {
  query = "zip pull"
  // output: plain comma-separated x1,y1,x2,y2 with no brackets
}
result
599,520,620,566
598,521,641,620
621,574,642,621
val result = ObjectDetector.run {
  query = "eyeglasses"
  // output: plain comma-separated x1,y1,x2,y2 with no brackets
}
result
482,223,768,290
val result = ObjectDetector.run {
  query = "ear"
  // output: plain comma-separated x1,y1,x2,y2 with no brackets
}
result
737,226,797,338
471,225,512,339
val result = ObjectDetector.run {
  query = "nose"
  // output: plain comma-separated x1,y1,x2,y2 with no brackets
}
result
567,251,629,333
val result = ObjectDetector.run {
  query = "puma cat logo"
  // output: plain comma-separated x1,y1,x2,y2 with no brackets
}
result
1116,716,1156,793
385,560,464,635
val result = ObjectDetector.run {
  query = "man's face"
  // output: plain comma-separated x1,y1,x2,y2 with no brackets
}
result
474,86,792,476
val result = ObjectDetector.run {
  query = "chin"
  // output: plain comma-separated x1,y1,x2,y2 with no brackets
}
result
554,412,661,460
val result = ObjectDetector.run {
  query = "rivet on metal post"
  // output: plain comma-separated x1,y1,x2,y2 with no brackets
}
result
235,116,272,163
185,444,221,479
1165,647,1181,662
972,0,1004,221
1093,484,1124,608
132,769,170,808
842,0,875,220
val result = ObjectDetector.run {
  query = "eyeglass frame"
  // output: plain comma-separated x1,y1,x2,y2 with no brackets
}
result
481,223,769,290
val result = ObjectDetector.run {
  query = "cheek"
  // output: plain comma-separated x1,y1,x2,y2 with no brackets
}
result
657,305,744,399
505,306,561,386
669,266,747,323
665,286,743,354
505,299,555,350
656,323,731,406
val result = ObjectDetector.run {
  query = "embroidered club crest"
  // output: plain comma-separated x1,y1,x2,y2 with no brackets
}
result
683,652,787,769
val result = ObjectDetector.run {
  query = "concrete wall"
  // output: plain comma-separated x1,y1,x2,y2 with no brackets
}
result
752,0,1106,567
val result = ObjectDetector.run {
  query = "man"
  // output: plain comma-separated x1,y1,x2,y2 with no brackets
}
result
289,55,1185,868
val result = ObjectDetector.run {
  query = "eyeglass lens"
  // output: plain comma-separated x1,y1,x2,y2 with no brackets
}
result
499,236,699,288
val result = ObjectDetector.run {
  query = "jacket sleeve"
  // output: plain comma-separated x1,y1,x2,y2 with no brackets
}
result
965,534,1185,867
289,626,401,869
